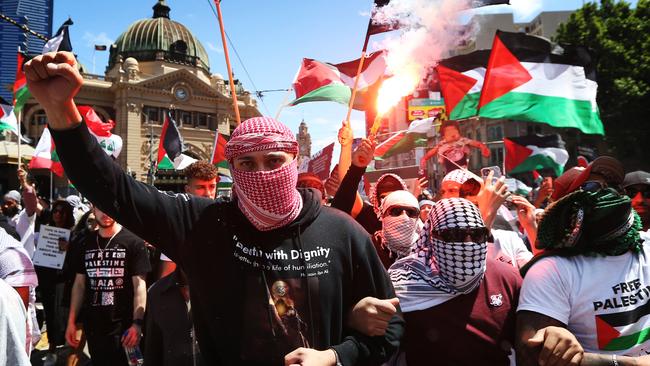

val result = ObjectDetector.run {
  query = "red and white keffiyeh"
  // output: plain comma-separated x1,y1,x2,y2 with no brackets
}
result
225,117,302,231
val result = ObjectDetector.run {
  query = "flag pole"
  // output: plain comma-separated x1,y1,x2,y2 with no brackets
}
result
213,0,241,126
343,18,374,128
49,170,53,203
16,109,21,171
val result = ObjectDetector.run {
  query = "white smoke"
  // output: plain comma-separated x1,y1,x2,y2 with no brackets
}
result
372,0,478,88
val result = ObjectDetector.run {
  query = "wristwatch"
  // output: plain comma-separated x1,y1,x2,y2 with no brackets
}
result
133,318,144,327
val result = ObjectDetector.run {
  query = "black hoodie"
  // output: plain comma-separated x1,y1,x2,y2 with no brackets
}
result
51,123,404,366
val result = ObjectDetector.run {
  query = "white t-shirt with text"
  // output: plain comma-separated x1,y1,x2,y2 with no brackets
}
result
519,241,650,356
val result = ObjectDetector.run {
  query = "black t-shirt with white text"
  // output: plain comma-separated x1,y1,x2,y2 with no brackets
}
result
72,227,151,335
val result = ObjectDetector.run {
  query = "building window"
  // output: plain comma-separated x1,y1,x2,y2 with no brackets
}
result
196,113,208,128
143,106,160,124
176,111,192,127
489,147,504,167
31,112,48,126
527,124,542,135
488,125,503,141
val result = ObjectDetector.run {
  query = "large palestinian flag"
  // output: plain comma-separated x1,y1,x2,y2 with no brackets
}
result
436,50,490,120
374,117,431,160
596,301,650,351
479,31,604,135
290,51,386,110
504,134,568,177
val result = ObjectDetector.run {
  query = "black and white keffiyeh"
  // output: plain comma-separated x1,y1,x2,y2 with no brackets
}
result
389,198,487,312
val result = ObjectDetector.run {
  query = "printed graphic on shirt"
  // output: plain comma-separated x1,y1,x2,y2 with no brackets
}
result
594,278,650,351
84,248,128,306
240,276,321,363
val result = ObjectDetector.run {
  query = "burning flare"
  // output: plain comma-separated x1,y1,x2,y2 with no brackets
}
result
376,66,420,115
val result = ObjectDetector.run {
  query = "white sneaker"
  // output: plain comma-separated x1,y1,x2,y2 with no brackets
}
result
43,352,58,366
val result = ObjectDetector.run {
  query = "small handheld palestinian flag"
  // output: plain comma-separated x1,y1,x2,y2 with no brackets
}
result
504,134,569,177
42,18,74,54
479,30,604,135
29,128,64,177
210,132,228,169
13,53,30,115
374,117,431,160
436,50,490,120
157,112,196,170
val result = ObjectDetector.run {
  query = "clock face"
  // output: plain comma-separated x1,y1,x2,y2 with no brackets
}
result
175,87,189,101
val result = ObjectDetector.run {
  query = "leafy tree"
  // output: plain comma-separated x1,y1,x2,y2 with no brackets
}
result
555,0,650,169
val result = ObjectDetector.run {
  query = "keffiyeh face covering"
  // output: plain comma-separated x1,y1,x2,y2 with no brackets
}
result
389,198,488,312
421,197,488,293
225,117,303,231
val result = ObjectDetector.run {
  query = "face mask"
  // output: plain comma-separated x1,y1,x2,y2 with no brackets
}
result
232,159,303,231
382,213,418,257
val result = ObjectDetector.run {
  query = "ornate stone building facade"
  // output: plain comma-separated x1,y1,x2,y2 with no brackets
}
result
19,0,260,192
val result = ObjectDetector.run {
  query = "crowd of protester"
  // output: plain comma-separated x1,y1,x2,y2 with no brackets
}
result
2,50,650,366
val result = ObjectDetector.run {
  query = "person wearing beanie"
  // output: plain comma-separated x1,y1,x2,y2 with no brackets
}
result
373,190,421,269
517,187,650,364
2,190,22,226
26,50,404,366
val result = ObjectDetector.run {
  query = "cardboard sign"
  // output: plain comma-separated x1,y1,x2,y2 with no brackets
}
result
32,225,71,269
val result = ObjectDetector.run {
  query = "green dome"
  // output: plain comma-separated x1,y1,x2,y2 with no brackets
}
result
108,0,210,72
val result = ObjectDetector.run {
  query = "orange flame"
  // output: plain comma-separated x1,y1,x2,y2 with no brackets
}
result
376,66,420,115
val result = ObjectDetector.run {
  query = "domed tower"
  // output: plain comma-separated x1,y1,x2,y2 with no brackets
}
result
106,0,211,82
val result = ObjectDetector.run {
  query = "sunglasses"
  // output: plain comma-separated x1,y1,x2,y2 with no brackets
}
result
431,227,490,243
386,206,420,219
626,187,650,199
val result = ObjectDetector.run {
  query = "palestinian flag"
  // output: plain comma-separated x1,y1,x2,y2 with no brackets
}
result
504,134,568,177
436,50,490,120
290,50,386,110
29,128,64,177
596,300,650,351
157,112,195,170
13,53,30,115
504,178,532,196
0,101,19,135
374,117,431,160
210,131,228,169
478,31,604,135
78,106,123,158
42,18,74,54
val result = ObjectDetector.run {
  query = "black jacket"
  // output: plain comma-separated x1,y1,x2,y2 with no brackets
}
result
331,164,381,235
52,123,403,366
145,271,206,366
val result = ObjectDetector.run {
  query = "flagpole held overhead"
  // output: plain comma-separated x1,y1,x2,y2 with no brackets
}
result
213,0,241,125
